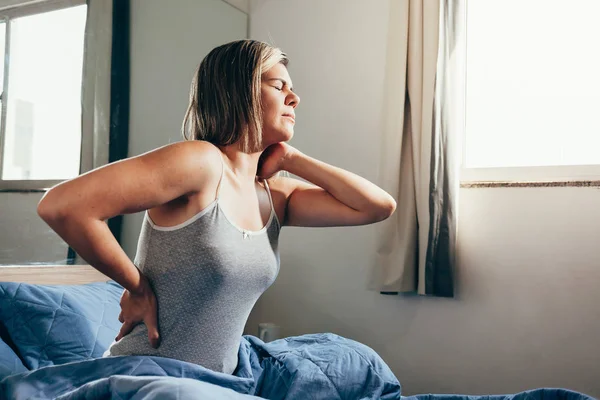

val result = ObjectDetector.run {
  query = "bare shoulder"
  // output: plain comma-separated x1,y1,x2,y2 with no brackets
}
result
266,175,296,199
266,174,316,196
143,140,223,190
265,175,317,225
155,140,222,170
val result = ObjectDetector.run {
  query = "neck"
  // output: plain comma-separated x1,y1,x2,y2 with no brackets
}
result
218,143,263,183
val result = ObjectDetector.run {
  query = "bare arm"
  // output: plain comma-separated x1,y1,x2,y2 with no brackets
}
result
262,144,396,227
37,140,221,292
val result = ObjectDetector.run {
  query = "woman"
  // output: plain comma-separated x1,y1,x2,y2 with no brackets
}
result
37,40,396,375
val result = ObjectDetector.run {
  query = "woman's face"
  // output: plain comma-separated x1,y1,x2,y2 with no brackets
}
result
260,63,300,147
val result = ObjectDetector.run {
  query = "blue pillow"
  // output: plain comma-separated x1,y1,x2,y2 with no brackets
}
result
0,337,27,380
0,280,123,370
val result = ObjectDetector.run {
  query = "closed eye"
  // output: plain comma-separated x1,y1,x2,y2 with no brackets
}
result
266,78,292,92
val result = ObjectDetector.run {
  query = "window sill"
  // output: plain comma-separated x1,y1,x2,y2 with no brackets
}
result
0,188,47,193
0,179,65,191
460,180,600,188
461,165,600,187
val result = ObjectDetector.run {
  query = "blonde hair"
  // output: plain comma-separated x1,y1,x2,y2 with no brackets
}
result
182,40,289,153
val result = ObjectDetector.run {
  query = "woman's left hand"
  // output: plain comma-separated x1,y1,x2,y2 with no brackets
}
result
257,142,299,179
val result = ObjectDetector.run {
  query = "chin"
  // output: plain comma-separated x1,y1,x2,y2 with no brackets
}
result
283,125,295,139
265,130,294,145
283,130,294,141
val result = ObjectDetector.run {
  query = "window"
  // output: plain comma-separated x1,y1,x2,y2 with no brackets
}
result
463,0,600,182
0,0,87,190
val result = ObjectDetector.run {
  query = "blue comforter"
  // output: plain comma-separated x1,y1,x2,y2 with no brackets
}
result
0,333,401,399
1,334,596,400
0,281,596,399
401,389,596,400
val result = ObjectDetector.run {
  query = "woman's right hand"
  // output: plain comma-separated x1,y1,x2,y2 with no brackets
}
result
115,274,161,348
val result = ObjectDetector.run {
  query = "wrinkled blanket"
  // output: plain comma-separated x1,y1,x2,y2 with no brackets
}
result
0,333,401,399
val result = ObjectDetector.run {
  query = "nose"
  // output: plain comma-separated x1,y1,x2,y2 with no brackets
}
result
286,91,300,108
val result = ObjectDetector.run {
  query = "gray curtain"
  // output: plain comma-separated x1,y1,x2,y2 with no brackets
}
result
369,0,465,297
69,0,113,264
80,0,113,174
72,0,129,263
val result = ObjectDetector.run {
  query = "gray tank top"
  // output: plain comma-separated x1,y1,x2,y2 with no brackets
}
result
106,154,280,374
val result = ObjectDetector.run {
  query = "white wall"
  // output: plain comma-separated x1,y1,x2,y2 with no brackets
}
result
222,0,249,14
246,0,600,397
0,0,40,10
121,0,247,257
0,192,68,264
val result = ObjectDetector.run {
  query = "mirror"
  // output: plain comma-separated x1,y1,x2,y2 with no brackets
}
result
0,0,249,266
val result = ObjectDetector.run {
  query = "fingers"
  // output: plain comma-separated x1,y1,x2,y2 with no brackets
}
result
145,311,161,349
115,320,135,342
115,318,159,348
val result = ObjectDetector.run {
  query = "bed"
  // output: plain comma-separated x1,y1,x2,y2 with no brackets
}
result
0,266,595,400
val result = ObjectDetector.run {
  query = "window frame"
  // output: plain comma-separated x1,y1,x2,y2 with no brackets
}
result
0,0,87,191
461,165,600,184
460,1,600,185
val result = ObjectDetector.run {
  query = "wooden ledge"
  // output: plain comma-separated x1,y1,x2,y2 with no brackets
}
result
0,265,110,285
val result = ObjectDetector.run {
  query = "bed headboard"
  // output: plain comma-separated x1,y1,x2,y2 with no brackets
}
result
0,265,110,285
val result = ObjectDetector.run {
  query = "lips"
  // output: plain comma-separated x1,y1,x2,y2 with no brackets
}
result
282,114,295,122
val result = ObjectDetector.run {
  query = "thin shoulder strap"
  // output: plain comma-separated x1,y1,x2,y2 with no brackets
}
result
215,151,225,201
262,178,275,212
